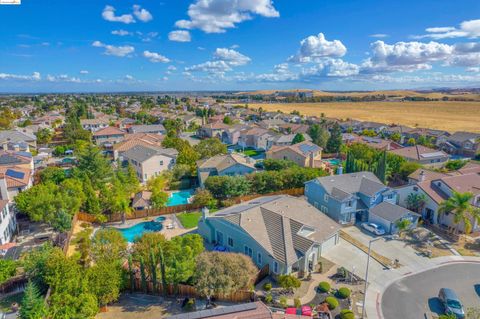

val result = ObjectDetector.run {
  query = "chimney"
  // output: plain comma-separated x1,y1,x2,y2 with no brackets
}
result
337,165,343,175
0,174,9,201
419,170,426,182
201,206,210,221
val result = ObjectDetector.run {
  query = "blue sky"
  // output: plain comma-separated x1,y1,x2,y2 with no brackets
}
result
1,0,480,92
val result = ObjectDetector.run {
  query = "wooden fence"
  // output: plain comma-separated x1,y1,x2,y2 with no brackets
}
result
0,275,27,295
130,278,254,303
78,187,305,223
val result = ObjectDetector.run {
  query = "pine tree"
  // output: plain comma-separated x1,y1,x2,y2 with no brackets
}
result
19,281,46,319
326,123,342,153
375,150,387,183
140,257,147,293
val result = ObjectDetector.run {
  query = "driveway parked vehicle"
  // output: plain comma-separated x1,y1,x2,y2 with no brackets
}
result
438,288,465,319
361,222,386,236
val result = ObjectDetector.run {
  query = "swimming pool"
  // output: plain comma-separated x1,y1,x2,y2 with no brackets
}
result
112,217,166,242
325,159,341,166
167,190,193,206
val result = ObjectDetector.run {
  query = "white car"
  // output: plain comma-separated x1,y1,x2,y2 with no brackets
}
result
361,222,386,236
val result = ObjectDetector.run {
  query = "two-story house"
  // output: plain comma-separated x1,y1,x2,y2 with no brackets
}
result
267,141,324,169
92,126,126,146
441,131,480,158
198,195,340,276
304,171,399,225
197,153,256,187
122,145,178,183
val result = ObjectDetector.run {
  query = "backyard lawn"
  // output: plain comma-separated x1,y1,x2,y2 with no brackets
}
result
177,212,202,229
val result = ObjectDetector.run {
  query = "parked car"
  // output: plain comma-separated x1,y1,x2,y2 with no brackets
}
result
438,288,465,319
361,222,386,235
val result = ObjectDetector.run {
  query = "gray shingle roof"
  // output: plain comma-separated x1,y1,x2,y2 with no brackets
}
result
369,201,418,222
123,144,178,163
314,171,385,198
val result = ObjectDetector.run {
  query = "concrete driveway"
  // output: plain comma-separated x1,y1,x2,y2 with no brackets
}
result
382,263,480,319
342,226,435,272
322,237,386,281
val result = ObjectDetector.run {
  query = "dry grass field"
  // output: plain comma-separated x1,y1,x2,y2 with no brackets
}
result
250,101,480,132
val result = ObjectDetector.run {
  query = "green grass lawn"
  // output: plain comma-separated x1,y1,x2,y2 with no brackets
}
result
177,212,202,229
0,292,23,312
241,149,264,157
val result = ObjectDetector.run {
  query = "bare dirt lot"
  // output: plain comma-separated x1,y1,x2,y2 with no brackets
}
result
250,101,480,133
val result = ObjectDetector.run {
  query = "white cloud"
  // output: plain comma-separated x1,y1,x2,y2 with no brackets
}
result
185,60,232,74
230,44,240,49
167,65,177,71
0,72,41,81
168,30,191,42
213,48,251,66
361,40,453,73
46,74,81,83
139,32,159,42
125,75,135,81
133,5,153,22
92,41,135,57
175,0,279,33
414,19,480,39
102,5,135,24
112,29,132,36
302,59,359,78
80,70,89,74
143,50,170,63
289,33,347,63
370,34,389,38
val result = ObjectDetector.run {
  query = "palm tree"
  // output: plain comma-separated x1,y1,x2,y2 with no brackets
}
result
406,193,428,214
438,192,480,236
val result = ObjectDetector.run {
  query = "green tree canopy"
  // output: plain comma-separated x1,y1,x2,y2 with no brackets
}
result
194,138,227,159
292,133,305,145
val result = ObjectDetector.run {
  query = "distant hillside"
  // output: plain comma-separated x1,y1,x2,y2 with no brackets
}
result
234,89,480,101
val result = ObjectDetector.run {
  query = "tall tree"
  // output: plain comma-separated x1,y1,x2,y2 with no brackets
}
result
19,281,46,319
326,122,342,153
439,192,480,235
292,133,305,145
194,138,227,159
308,124,329,149
76,145,112,187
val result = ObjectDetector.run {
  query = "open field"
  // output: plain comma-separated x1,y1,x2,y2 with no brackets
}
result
250,101,480,132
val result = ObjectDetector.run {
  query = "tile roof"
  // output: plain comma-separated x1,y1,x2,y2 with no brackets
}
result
93,126,126,136
211,195,340,265
198,153,256,172
0,166,31,188
123,144,178,163
389,145,448,161
313,171,385,199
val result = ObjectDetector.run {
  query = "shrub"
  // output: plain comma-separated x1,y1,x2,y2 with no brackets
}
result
325,296,339,310
294,298,301,308
318,281,331,293
337,287,351,299
279,296,288,308
263,282,272,292
278,274,301,291
264,293,273,304
340,309,355,319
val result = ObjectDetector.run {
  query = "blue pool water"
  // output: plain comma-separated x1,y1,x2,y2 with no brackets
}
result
167,190,193,206
113,217,166,242
325,159,341,166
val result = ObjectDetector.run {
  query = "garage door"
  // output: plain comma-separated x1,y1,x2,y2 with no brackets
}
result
321,233,338,253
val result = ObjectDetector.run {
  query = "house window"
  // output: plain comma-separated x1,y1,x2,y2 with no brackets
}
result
324,194,329,202
321,206,328,214
273,261,279,274
227,237,234,247
346,200,352,207
244,245,253,257
160,160,164,166
216,231,224,245
387,194,394,199
257,253,262,265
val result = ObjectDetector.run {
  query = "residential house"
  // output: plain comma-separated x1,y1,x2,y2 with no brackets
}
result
113,133,164,161
80,118,110,132
389,145,449,168
198,195,340,275
397,170,480,233
278,123,309,135
197,153,256,187
258,119,287,130
357,121,388,134
369,202,419,234
123,145,178,183
304,171,398,225
92,126,126,146
0,199,14,245
266,134,312,150
197,123,230,139
0,130,37,151
132,191,152,210
221,125,249,145
128,124,166,135
441,131,480,158
166,301,309,319
267,141,324,169
406,128,451,147
342,134,403,151
238,127,270,150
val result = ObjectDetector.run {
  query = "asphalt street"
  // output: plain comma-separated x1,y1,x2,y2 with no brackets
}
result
382,263,480,319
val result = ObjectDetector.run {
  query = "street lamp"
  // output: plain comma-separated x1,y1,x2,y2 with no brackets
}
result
362,235,395,319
